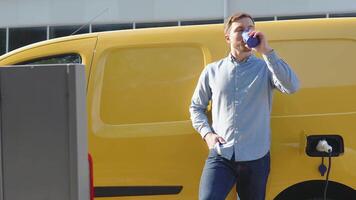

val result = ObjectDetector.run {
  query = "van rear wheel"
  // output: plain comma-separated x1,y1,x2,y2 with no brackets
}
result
274,180,355,200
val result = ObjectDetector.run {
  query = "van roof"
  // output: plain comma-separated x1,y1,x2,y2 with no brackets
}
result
1,17,356,61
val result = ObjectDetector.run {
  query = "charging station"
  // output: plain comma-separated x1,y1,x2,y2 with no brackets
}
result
0,64,89,200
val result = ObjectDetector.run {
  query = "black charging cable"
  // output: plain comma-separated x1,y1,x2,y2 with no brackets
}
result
323,152,332,200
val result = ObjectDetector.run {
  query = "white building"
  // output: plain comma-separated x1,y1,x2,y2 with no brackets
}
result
1,0,356,55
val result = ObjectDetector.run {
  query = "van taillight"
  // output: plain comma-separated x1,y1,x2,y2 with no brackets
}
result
88,154,94,200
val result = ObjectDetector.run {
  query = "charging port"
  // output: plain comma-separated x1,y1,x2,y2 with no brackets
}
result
305,135,344,157
305,135,345,200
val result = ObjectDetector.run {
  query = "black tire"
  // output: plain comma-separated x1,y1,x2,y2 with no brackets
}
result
274,180,355,200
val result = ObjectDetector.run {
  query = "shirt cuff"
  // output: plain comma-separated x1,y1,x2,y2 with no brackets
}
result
262,50,279,66
200,126,213,139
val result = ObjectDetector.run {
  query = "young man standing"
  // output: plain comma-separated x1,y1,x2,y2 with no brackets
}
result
189,13,300,200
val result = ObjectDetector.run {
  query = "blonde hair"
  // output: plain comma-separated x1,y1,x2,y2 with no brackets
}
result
224,12,255,34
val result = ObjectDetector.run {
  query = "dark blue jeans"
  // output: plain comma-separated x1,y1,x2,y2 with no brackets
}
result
199,150,270,200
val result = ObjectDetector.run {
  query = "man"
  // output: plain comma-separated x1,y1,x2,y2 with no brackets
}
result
189,13,300,200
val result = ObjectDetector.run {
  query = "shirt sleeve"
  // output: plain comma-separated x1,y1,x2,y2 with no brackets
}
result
263,50,300,94
189,67,213,139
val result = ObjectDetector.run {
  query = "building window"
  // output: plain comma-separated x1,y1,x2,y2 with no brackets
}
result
9,27,47,51
181,19,223,26
135,22,177,29
254,17,275,22
329,12,356,18
16,54,81,65
277,14,326,20
0,28,6,55
49,25,89,39
92,23,132,32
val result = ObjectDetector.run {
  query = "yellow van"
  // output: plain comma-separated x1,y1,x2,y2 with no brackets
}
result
0,18,355,199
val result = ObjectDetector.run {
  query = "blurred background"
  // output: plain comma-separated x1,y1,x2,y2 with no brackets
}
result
1,0,356,56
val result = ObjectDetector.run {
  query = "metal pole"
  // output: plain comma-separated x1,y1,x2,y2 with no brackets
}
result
224,0,229,21
5,27,9,53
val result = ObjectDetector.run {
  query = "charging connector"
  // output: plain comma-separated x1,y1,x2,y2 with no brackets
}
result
316,140,332,153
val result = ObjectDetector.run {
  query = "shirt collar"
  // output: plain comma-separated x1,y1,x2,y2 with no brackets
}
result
229,53,253,65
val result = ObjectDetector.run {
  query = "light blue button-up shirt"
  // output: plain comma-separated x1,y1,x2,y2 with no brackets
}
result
189,51,300,161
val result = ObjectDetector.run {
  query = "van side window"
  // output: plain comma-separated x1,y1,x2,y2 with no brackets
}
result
16,54,81,65
100,45,205,124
